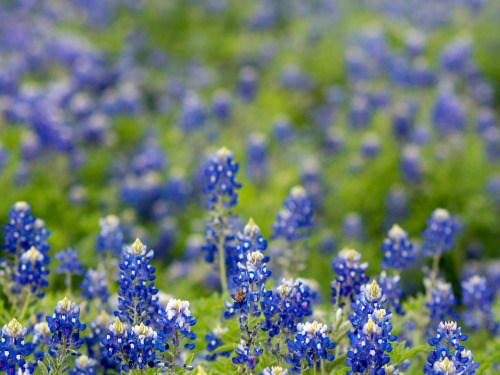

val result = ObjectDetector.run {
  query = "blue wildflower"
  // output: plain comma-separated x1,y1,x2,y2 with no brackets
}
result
286,321,336,374
55,248,84,276
345,280,398,375
422,209,456,257
68,355,98,375
203,147,242,210
425,321,479,375
461,275,498,333
13,246,50,299
330,248,369,307
237,66,258,102
95,215,125,257
46,297,86,351
0,319,34,375
381,224,414,270
246,133,268,183
79,268,109,306
425,279,458,324
378,271,404,316
116,239,159,325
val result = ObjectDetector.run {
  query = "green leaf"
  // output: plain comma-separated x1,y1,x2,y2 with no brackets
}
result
211,362,225,372
185,353,195,366
197,366,207,375
214,344,234,353
38,361,49,375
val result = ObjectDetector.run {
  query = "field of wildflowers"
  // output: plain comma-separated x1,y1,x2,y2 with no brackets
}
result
0,0,500,374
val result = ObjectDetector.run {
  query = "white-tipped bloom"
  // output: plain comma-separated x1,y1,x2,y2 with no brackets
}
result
364,280,383,301
388,224,407,242
55,297,80,315
109,317,128,336
33,322,50,338
244,218,261,239
438,321,457,334
362,318,382,337
433,357,456,374
263,367,289,375
297,321,328,338
2,319,27,339
165,299,191,320
133,323,157,339
100,215,120,232
290,185,306,199
127,238,146,256
371,309,387,322
20,246,44,264
75,355,98,369
14,201,30,212
432,208,451,222
338,248,362,268
215,146,233,162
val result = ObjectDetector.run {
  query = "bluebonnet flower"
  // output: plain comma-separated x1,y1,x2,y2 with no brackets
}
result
378,272,404,316
116,239,159,325
205,327,231,361
0,319,34,375
101,317,166,372
461,275,498,333
400,144,422,183
246,133,268,183
237,66,258,102
271,186,314,243
95,215,125,257
330,248,369,306
203,147,242,210
79,268,109,306
323,128,344,155
178,91,205,132
286,321,336,374
348,95,372,129
13,246,50,298
360,133,380,159
212,90,231,121
68,355,98,375
157,299,197,370
55,248,84,276
84,310,116,372
232,343,264,371
483,126,500,161
46,297,86,350
392,103,415,141
432,89,466,136
380,224,414,270
2,201,51,265
345,280,398,375
424,321,479,375
425,279,458,323
342,212,364,241
225,221,271,321
272,115,293,143
261,278,313,340
405,29,426,57
422,209,456,257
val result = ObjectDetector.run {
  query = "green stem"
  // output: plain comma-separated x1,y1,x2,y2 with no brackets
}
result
20,289,32,320
133,296,139,325
431,253,441,284
313,354,317,375
217,235,228,297
66,272,72,297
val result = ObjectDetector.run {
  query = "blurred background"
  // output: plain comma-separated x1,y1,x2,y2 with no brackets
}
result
0,0,499,305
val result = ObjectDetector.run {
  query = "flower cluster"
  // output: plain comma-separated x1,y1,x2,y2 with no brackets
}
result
345,280,397,375
80,268,110,306
424,321,479,375
55,248,84,276
271,186,314,243
461,275,498,333
13,246,50,298
261,278,313,338
2,201,50,264
286,321,336,374
380,224,414,270
0,319,34,374
95,215,125,257
377,271,404,316
330,248,369,306
225,220,271,322
101,317,166,372
203,147,242,210
157,299,197,370
425,279,458,323
422,209,456,257
46,297,86,352
116,239,159,325
68,355,98,375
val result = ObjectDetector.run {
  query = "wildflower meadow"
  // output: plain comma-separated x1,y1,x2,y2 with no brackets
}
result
0,1,500,375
